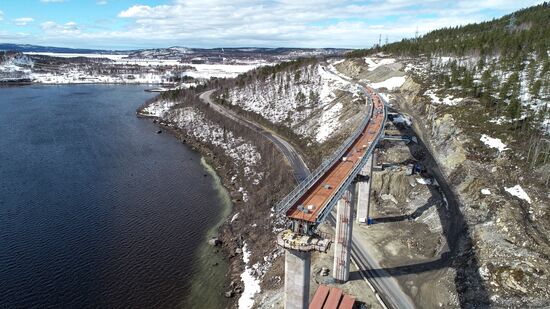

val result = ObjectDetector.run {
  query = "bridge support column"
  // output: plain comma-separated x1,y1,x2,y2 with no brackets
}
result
356,153,374,224
284,249,311,309
333,190,353,282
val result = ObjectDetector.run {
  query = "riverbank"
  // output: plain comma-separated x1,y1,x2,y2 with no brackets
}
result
137,109,290,308
183,157,233,308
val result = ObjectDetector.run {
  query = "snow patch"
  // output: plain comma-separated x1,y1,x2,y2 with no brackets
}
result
424,89,463,106
184,63,259,79
238,242,261,309
416,178,432,185
504,185,532,204
480,134,508,152
481,188,491,195
315,102,343,142
378,92,392,103
370,76,406,90
364,57,395,71
141,100,175,117
392,114,412,126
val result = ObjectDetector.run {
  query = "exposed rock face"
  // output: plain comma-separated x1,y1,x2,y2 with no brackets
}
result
340,56,550,307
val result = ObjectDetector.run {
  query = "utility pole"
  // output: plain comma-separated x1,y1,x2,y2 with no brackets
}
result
378,34,382,47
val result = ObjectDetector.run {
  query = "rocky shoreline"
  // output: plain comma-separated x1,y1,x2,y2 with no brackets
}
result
137,111,286,308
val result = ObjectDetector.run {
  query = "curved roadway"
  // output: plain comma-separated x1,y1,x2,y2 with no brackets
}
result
198,78,414,309
199,90,309,182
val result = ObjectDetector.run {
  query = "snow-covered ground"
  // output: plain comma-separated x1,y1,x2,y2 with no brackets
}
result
30,71,169,84
370,76,406,90
183,63,259,79
405,55,549,135
238,242,261,309
424,89,463,106
3,52,263,84
226,63,364,143
504,185,532,204
392,114,412,126
480,134,508,152
364,57,396,71
141,100,176,118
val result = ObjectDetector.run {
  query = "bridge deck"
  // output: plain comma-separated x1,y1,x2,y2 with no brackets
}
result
286,87,385,223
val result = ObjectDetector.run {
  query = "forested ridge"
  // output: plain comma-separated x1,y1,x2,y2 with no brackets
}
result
347,3,549,173
348,3,549,60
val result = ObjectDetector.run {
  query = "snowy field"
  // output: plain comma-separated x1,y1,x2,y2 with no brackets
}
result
183,63,260,79
3,52,263,84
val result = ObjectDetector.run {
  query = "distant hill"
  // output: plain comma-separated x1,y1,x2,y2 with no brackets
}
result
0,44,348,60
0,43,125,54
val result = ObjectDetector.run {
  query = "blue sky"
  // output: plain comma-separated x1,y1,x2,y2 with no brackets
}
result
0,0,543,50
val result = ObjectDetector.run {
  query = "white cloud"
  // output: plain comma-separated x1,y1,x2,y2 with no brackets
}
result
7,0,544,48
41,21,81,35
111,0,540,48
14,17,35,26
0,10,4,22
96,0,107,5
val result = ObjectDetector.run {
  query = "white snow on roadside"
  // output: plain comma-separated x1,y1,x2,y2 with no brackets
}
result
505,185,532,204
424,89,463,106
238,242,261,309
481,188,491,195
364,57,395,71
231,213,239,223
370,76,406,90
480,134,508,152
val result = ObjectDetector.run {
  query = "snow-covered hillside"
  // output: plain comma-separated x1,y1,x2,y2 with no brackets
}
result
0,53,33,81
404,54,550,135
222,63,365,143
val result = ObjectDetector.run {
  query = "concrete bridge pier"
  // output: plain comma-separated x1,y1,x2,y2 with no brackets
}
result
333,190,353,282
356,152,374,224
284,249,311,309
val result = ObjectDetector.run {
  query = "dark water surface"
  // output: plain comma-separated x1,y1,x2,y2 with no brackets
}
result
0,84,228,308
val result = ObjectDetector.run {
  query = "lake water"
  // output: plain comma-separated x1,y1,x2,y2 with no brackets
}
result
0,84,229,308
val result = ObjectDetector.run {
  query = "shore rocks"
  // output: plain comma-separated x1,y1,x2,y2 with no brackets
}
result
208,237,222,246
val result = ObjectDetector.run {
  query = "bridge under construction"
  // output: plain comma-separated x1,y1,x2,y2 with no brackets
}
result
275,85,387,309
